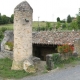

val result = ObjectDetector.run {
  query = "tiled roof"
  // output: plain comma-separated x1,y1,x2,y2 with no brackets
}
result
32,31,80,45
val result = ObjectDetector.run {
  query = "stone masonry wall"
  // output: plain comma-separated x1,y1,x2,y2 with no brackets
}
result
1,30,13,51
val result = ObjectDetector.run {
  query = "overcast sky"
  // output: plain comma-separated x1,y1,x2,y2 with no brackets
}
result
0,0,80,21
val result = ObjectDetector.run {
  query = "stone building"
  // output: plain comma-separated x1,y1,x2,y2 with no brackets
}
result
1,31,80,60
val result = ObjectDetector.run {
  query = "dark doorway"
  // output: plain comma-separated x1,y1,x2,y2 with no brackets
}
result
33,44,57,61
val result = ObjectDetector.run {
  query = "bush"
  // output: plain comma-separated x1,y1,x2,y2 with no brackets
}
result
57,44,74,54
0,30,4,42
52,53,61,64
1,27,7,32
5,42,13,51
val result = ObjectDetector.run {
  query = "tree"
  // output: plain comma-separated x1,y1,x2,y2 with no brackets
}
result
70,21,78,30
76,15,80,29
1,15,10,24
10,14,14,23
57,17,60,22
67,15,72,23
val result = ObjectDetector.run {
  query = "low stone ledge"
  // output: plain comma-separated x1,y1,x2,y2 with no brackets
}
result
0,50,13,59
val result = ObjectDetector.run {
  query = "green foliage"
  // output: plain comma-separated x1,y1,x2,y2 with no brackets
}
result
5,42,13,51
0,24,13,30
1,27,7,32
53,56,80,69
1,15,10,24
10,14,14,23
57,17,60,22
0,24,13,42
67,15,72,23
62,23,66,29
52,53,61,64
70,21,78,30
56,22,61,30
0,13,14,25
0,30,4,42
0,58,31,79
46,22,52,30
57,44,74,54
76,15,80,29
60,20,65,23
40,26,46,31
0,27,8,42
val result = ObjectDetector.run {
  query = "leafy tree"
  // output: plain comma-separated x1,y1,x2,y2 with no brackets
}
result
57,17,60,22
76,15,80,29
67,15,72,23
70,21,78,30
10,14,14,23
1,15,10,24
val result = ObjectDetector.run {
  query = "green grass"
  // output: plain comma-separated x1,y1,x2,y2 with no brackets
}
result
33,21,55,28
53,57,80,69
0,24,13,30
0,58,32,79
0,21,56,30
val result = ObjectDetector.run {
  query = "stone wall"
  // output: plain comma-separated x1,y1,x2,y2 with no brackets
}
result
0,30,13,59
1,30,13,51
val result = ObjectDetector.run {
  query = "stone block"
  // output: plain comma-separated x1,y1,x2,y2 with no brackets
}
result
46,54,53,70
32,57,41,71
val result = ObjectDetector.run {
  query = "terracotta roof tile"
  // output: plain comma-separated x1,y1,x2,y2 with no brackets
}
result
32,31,80,45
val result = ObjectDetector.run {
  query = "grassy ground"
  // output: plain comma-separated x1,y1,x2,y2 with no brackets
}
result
53,57,80,69
0,58,32,79
0,24,13,30
0,57,80,79
0,21,56,30
33,21,55,28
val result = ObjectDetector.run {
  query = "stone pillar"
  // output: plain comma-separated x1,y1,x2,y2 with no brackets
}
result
46,54,53,70
12,1,33,70
74,38,80,56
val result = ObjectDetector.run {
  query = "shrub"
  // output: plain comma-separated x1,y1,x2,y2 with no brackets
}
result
0,27,8,42
5,42,13,51
0,30,4,42
1,27,7,32
57,44,74,54
52,53,61,64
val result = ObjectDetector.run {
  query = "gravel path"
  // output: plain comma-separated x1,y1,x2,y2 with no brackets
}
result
21,64,80,80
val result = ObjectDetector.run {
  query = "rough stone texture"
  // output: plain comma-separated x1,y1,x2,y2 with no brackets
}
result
23,60,36,73
0,49,13,59
32,57,41,71
1,30,13,51
46,54,53,70
0,50,13,59
74,38,80,56
2,31,80,46
11,1,33,70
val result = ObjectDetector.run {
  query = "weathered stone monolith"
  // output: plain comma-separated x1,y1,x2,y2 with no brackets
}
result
74,38,80,56
11,1,33,70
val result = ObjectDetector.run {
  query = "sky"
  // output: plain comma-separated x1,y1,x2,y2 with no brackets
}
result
0,0,80,22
